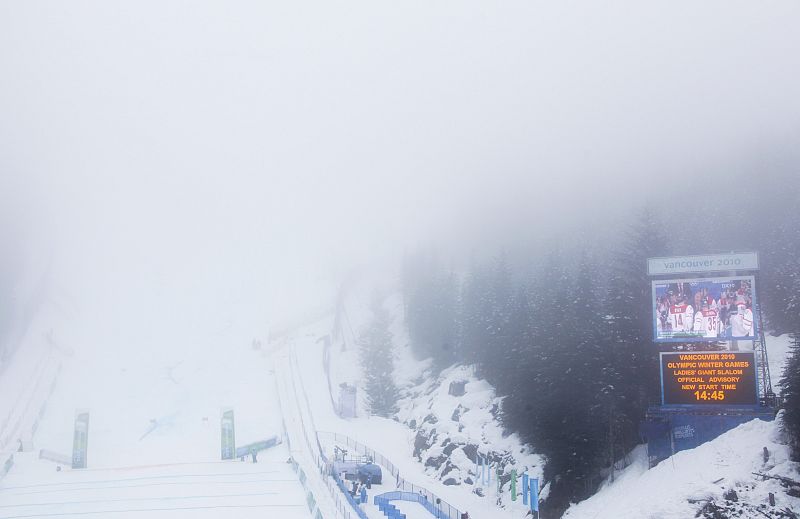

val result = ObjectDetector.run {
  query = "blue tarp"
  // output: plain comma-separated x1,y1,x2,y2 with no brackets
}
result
333,460,382,484
641,406,776,467
358,463,382,484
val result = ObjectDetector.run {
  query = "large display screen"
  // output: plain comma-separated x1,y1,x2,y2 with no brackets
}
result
652,276,757,342
660,351,758,406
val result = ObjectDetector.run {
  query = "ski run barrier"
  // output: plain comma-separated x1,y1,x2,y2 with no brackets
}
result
318,432,462,519
0,343,62,482
275,347,341,519
275,345,373,519
280,343,462,519
374,491,461,519
288,456,326,519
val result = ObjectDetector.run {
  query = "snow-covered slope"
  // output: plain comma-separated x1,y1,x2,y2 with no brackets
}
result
9,277,792,519
564,334,799,519
291,286,547,518
0,300,317,518
563,417,800,519
319,285,800,519
395,364,545,501
0,448,307,518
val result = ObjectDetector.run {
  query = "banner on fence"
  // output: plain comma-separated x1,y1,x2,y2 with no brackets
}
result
71,410,89,469
220,407,235,460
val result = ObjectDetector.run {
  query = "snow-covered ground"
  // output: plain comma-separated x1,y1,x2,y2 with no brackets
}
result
0,299,316,518
293,283,800,519
0,447,306,518
563,334,800,519
394,364,545,494
0,303,62,455
2,279,796,519
287,287,547,519
563,417,800,519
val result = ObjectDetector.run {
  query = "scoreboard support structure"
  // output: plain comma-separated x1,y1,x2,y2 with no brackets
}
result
642,252,778,467
754,303,776,407
641,405,775,468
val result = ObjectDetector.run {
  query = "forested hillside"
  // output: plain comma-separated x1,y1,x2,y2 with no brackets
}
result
400,170,800,515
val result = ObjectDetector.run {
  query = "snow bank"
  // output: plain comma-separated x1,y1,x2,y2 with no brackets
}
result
396,364,545,499
564,418,800,518
308,283,546,518
564,333,799,519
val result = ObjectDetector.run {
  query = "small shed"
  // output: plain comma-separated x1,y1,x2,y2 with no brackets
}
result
448,380,467,397
338,383,357,418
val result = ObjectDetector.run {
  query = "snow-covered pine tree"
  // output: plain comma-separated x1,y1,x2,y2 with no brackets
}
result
780,334,800,460
401,251,458,368
760,201,800,335
476,253,514,382
359,294,399,418
458,260,492,370
604,207,670,469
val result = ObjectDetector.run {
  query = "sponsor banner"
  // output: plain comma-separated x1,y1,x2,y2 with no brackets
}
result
647,252,759,276
660,351,758,406
672,424,695,440
220,408,235,460
71,411,90,469
235,436,280,458
652,276,757,343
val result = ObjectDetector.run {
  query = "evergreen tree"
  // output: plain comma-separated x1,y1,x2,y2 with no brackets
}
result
459,261,492,369
531,251,611,514
759,187,800,335
496,283,537,435
359,295,399,417
401,252,458,367
399,181,800,516
477,254,514,381
780,334,800,460
605,208,670,447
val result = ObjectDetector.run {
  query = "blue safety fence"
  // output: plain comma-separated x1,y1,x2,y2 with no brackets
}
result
319,432,462,519
283,344,464,519
374,491,454,519
287,457,326,519
330,471,369,519
279,347,369,519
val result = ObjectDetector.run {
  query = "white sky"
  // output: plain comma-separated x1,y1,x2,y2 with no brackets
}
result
2,1,799,340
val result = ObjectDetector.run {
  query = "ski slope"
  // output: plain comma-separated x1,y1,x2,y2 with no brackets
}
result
0,306,318,519
283,314,495,519
4,286,794,519
563,334,800,519
292,288,800,519
0,449,306,518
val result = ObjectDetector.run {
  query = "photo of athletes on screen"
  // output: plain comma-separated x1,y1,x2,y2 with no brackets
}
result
653,277,756,341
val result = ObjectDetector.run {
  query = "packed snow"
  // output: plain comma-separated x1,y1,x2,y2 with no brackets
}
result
1,282,797,519
0,306,317,519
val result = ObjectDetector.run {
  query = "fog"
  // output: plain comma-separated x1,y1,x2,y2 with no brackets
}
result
2,1,799,344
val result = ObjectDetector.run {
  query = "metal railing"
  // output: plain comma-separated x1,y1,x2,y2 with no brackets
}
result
283,344,463,519
374,491,457,519
279,348,363,519
317,432,462,519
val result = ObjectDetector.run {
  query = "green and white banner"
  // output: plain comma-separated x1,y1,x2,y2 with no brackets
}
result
71,411,90,469
220,408,235,460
